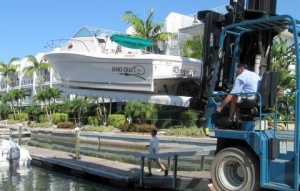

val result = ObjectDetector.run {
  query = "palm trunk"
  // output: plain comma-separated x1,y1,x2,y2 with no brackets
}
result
10,101,16,119
96,99,102,123
73,113,77,124
78,108,81,124
102,97,107,126
48,100,52,121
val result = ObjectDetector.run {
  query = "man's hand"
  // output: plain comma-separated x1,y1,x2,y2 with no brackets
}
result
217,106,223,113
216,94,234,113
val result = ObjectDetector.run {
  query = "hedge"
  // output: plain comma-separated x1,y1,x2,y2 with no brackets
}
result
108,114,125,128
52,113,68,124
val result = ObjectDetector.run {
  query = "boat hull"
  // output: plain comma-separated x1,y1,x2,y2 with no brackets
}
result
45,52,202,96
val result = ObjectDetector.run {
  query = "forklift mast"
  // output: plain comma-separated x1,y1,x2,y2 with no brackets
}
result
197,0,278,105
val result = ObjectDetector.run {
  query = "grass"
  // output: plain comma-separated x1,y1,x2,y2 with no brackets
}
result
81,125,116,132
30,122,53,128
164,126,205,137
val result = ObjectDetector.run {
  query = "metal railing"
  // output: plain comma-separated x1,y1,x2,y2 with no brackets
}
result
45,39,92,53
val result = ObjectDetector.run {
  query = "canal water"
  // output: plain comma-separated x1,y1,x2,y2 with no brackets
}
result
25,136,213,171
0,165,139,191
8,131,213,190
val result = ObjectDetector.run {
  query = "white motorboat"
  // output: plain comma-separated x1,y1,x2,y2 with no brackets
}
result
45,27,203,97
0,139,31,166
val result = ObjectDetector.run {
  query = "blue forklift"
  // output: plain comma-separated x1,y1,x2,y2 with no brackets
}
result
197,0,300,190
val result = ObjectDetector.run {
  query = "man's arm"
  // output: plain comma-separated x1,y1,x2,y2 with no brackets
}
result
217,94,234,112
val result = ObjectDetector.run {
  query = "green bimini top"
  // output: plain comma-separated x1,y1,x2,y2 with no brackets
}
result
110,34,153,49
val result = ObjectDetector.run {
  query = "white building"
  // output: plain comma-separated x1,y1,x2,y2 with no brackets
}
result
164,12,203,56
0,53,62,106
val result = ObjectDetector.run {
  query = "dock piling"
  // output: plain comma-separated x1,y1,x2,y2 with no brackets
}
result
173,154,178,189
18,123,22,145
140,156,145,187
75,127,80,160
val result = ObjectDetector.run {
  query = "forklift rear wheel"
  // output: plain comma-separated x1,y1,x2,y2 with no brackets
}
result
211,146,260,191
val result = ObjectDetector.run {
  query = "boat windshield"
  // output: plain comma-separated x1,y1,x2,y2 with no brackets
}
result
74,27,120,38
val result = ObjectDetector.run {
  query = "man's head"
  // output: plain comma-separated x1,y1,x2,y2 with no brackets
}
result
237,63,248,75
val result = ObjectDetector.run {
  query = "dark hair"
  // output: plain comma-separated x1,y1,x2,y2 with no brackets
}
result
151,129,157,135
237,63,248,69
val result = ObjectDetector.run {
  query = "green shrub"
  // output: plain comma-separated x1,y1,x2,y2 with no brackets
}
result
38,115,47,123
52,113,68,124
180,110,199,128
108,114,125,128
57,121,75,129
120,123,154,133
87,116,101,126
16,113,29,122
8,114,15,120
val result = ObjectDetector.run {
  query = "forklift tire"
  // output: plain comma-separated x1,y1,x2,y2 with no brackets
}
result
211,146,260,191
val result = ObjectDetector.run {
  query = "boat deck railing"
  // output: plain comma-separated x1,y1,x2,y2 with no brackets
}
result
45,39,92,53
45,37,147,55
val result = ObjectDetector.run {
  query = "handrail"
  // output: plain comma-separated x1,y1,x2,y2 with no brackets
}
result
45,38,92,53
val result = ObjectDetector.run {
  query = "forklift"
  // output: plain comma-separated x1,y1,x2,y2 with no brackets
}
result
197,0,300,190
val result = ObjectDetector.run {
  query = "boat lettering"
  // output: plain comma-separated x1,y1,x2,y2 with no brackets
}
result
172,67,196,76
112,65,145,76
112,67,123,72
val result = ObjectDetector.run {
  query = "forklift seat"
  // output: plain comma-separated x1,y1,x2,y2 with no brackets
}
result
237,71,278,120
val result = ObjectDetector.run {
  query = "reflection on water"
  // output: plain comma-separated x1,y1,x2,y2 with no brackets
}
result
0,165,133,191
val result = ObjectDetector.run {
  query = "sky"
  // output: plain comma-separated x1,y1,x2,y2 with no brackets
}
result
0,0,299,64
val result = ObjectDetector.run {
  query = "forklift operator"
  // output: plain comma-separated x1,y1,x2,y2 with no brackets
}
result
216,63,261,122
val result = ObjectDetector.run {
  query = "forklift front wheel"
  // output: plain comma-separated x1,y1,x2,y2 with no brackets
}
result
211,146,260,191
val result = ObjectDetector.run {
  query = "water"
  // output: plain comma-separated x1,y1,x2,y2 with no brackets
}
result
0,165,134,191
26,137,212,171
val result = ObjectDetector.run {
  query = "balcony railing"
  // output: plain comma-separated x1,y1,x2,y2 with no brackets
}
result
21,78,34,86
0,73,61,91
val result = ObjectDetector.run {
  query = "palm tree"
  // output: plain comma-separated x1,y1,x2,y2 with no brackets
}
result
33,88,50,121
22,55,51,92
48,87,62,113
122,8,173,52
49,88,62,104
270,36,296,121
124,100,157,124
270,36,296,92
95,97,108,125
12,88,27,114
2,91,16,117
70,97,89,125
24,103,41,121
0,57,19,92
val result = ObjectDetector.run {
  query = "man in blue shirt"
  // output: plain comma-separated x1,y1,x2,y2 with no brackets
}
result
217,63,261,122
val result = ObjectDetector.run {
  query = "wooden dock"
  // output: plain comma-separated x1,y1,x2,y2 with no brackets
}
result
24,146,212,190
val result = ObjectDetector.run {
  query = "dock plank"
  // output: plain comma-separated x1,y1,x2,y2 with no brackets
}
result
25,146,140,183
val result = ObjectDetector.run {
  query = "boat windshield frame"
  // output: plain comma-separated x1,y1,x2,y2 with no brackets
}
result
73,27,120,38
